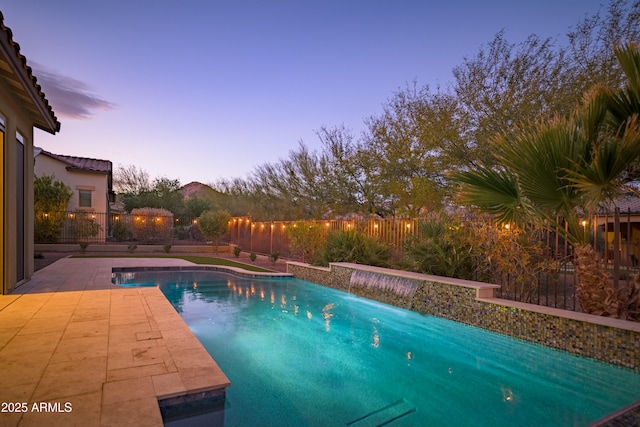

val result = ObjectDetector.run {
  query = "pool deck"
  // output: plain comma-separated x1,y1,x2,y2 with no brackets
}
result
0,257,230,427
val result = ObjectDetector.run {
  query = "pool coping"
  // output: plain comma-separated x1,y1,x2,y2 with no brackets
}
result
111,264,293,281
0,257,232,426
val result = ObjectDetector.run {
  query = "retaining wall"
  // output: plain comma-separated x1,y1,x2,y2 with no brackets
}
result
35,244,228,254
287,261,640,372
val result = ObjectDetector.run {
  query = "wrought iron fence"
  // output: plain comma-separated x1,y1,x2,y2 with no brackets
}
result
34,211,205,245
35,209,639,314
227,211,640,313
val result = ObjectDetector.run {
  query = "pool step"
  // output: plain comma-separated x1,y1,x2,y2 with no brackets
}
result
347,398,417,427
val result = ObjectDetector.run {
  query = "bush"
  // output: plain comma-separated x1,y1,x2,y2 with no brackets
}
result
34,175,73,243
233,246,242,257
269,251,279,264
286,220,326,263
130,208,174,243
249,252,257,262
68,211,102,243
198,210,231,252
111,218,132,241
319,230,390,267
403,215,473,279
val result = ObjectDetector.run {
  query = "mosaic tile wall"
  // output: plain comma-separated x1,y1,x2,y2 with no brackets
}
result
286,262,640,372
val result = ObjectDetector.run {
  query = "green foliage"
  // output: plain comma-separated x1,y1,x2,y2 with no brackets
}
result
319,230,390,267
198,210,231,251
184,197,213,218
119,174,185,215
205,3,640,220
286,220,327,262
130,208,174,243
34,175,73,243
68,211,102,243
466,222,547,299
127,244,137,253
233,246,241,257
249,252,257,262
163,244,172,253
404,216,474,279
111,218,132,241
456,42,640,246
269,251,280,264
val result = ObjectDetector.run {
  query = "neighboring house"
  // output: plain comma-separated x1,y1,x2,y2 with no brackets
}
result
34,147,114,218
596,195,640,266
0,13,60,294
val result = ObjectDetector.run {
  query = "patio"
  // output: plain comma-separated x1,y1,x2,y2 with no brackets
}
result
0,256,230,427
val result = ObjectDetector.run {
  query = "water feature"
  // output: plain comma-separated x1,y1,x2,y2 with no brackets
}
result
348,270,421,308
114,269,640,426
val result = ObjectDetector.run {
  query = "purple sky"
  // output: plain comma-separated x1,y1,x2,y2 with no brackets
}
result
3,0,604,185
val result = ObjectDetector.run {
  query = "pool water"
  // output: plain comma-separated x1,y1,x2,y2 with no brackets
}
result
123,270,640,426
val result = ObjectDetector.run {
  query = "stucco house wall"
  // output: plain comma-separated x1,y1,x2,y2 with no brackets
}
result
34,150,111,214
0,12,60,293
34,150,112,243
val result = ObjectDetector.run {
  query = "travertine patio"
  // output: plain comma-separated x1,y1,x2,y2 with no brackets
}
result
0,256,230,427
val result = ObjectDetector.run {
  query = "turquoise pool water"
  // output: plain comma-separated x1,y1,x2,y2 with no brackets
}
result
117,270,640,426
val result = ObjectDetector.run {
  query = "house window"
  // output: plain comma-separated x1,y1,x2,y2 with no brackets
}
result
79,190,92,208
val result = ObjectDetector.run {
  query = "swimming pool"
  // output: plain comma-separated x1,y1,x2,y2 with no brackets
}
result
115,269,640,426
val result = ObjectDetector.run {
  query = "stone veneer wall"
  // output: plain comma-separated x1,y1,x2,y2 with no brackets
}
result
287,261,640,372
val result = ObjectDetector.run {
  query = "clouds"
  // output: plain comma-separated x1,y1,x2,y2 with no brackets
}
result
32,64,116,120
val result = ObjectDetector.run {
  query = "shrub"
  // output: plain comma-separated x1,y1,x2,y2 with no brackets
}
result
269,251,279,264
249,252,257,262
130,208,174,243
68,211,102,244
111,218,132,241
127,243,137,253
163,244,172,253
319,230,390,267
233,246,242,257
34,175,73,243
403,215,473,279
198,210,231,252
286,220,326,263
465,221,547,302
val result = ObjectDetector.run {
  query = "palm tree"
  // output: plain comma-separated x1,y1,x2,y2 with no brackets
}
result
455,43,640,319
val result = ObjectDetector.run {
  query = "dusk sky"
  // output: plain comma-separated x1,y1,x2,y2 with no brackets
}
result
3,0,605,186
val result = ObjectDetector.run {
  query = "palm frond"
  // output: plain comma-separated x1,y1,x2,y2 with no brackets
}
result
567,116,640,213
497,118,584,215
454,167,530,224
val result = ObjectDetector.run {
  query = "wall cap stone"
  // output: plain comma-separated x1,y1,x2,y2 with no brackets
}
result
479,297,640,333
286,261,330,272
328,262,500,293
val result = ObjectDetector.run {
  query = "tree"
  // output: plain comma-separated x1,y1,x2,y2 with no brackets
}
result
113,164,150,195
184,197,213,218
453,32,571,167
34,175,73,243
455,43,640,319
452,0,640,168
120,175,185,215
286,220,326,263
363,84,458,215
198,210,231,252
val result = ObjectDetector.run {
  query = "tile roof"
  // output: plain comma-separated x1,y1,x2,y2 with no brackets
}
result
36,147,112,174
0,12,60,133
598,193,640,214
